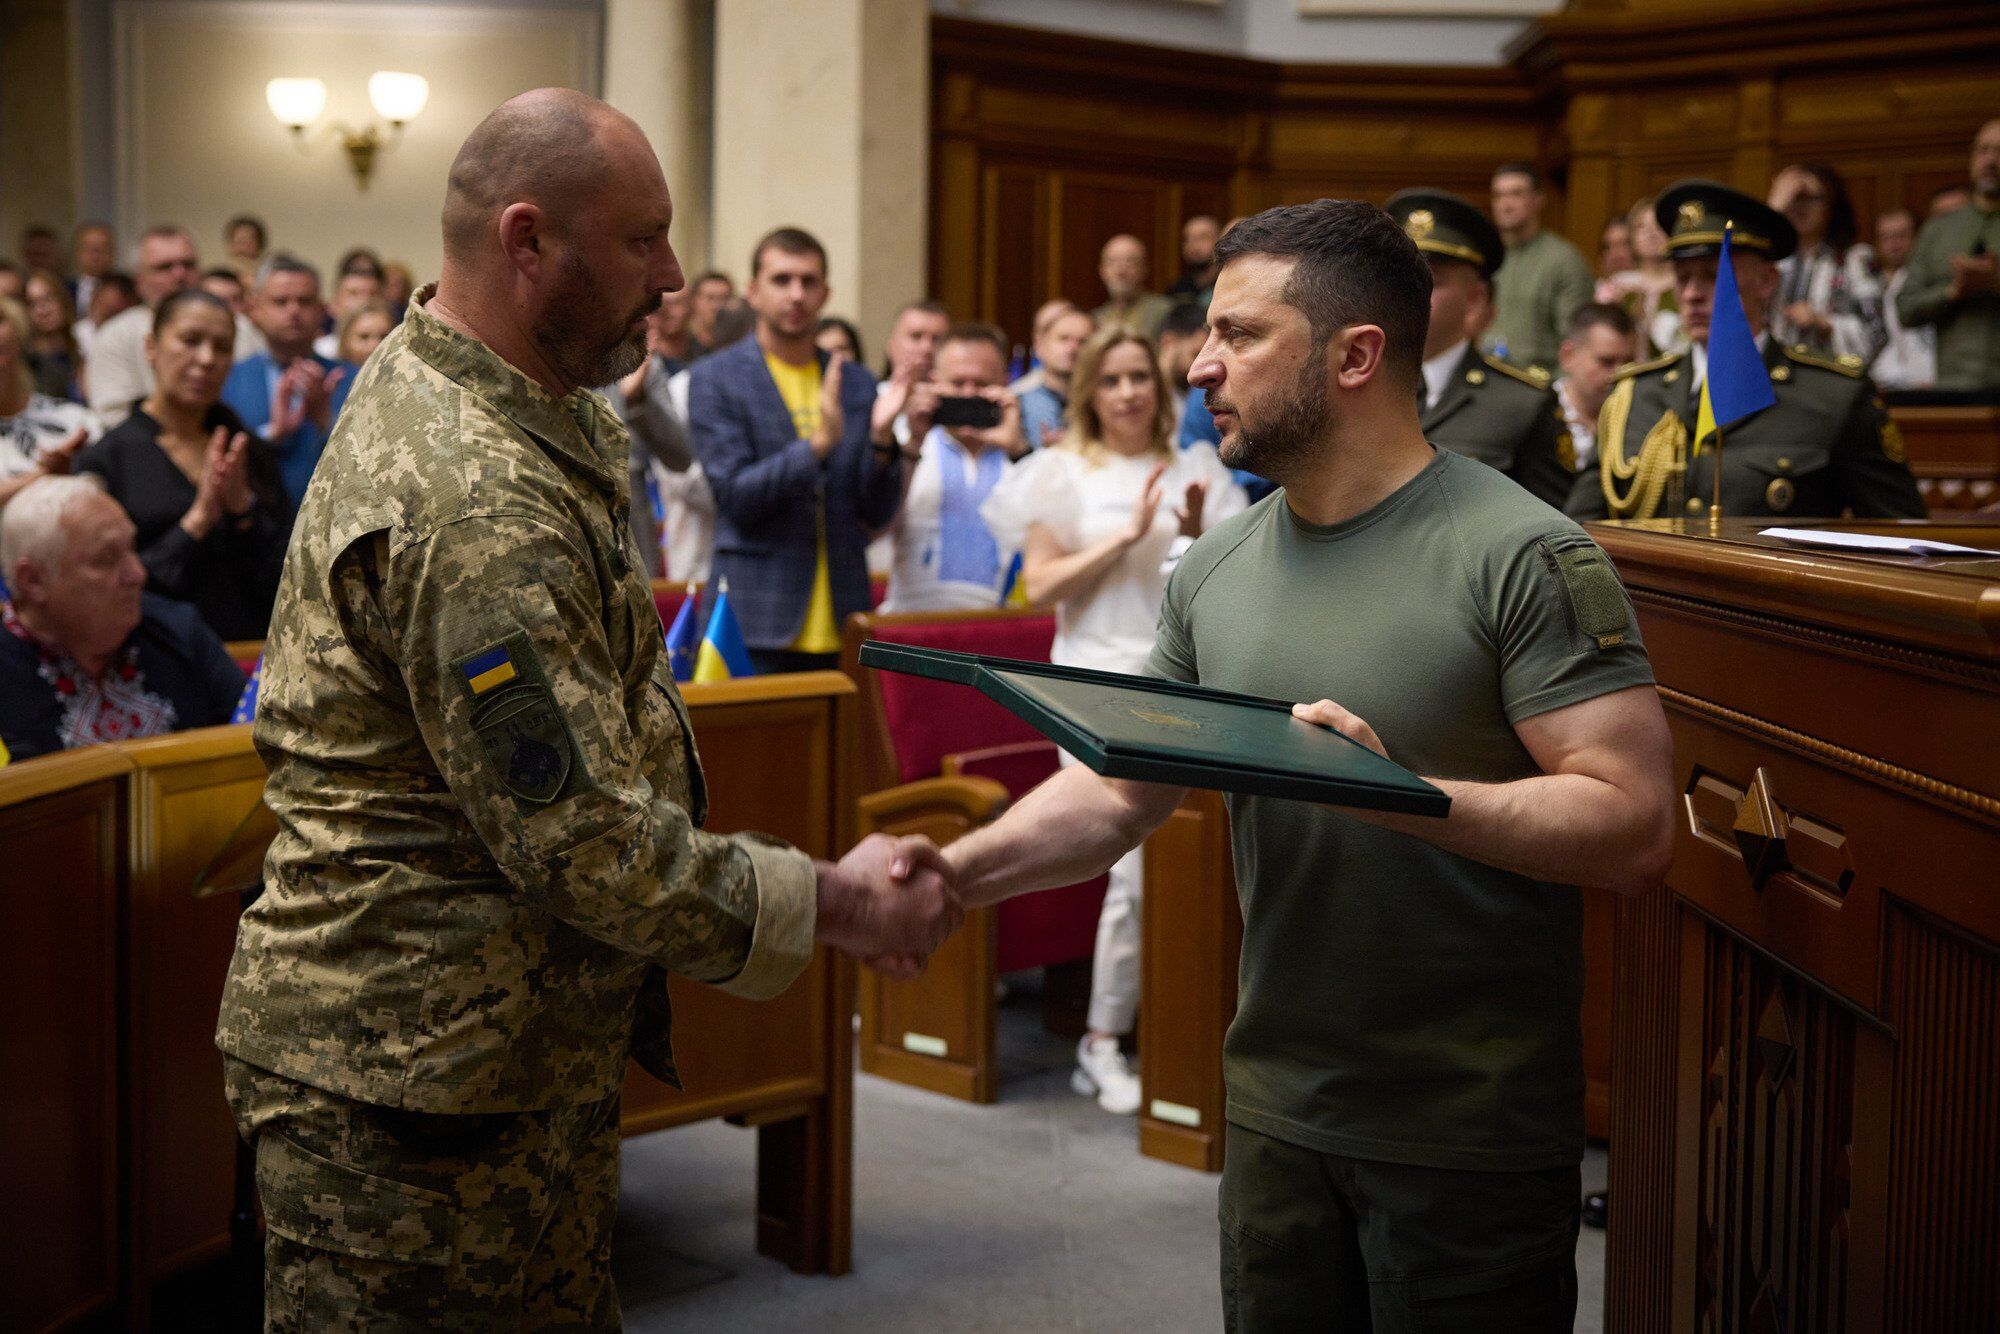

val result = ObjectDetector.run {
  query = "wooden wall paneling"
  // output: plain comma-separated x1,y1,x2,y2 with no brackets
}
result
1603,883,1676,1334
0,750,129,1334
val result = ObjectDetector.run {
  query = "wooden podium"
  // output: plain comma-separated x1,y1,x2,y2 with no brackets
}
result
1588,519,2000,1333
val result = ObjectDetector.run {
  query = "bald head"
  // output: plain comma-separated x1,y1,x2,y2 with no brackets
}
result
432,87,682,397
443,88,644,264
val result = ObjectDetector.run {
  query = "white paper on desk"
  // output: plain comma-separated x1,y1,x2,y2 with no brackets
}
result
1760,527,2000,558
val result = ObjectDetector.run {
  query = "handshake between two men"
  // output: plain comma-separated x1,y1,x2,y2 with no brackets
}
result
811,833,964,979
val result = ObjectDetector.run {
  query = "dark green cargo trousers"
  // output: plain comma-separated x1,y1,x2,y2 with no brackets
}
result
1218,1121,1580,1333
225,1056,624,1331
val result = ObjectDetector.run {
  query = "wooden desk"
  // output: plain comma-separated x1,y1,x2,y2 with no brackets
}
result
1589,518,2000,1333
0,748,130,1334
618,671,860,1275
1887,403,2000,513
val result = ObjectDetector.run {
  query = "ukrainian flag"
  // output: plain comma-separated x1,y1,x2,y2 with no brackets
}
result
997,551,1030,607
462,645,518,696
1694,223,1776,455
693,579,755,683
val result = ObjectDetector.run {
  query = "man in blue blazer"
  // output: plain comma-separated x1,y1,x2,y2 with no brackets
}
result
221,253,354,506
687,228,911,672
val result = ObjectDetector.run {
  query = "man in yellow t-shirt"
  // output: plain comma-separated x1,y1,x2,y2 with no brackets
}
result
687,227,914,672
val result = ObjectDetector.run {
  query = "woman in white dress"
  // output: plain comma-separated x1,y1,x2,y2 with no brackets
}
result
982,324,1248,1115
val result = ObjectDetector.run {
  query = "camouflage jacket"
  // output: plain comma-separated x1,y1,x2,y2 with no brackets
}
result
215,288,817,1113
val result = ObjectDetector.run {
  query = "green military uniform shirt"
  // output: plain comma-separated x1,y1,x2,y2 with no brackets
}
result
1894,202,2000,391
1423,342,1577,510
1481,226,1595,374
1093,291,1176,342
1565,338,1926,522
215,287,817,1114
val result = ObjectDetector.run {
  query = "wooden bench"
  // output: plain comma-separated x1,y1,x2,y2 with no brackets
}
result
0,670,892,1326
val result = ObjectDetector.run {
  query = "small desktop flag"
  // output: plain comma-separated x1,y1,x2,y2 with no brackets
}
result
1694,223,1776,454
693,578,755,684
996,551,1030,607
231,654,263,724
664,583,702,683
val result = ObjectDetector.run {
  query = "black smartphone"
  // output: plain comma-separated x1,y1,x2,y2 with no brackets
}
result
934,395,1003,429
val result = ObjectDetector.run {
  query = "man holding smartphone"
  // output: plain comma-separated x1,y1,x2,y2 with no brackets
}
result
880,322,1031,612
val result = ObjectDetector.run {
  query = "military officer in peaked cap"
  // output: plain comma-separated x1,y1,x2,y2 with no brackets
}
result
1388,188,1577,509
1567,179,1925,523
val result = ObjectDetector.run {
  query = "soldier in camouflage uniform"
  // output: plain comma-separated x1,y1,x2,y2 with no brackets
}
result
1387,189,1577,509
1567,180,1925,523
215,89,960,1329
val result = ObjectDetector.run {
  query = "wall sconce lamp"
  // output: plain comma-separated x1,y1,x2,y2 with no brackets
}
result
265,72,429,189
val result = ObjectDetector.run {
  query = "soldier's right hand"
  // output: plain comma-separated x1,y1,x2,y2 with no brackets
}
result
814,833,964,977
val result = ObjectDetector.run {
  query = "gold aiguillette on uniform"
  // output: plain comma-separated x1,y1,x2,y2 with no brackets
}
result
859,643,1450,817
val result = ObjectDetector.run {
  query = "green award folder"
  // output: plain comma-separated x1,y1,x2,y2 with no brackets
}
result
859,643,1449,818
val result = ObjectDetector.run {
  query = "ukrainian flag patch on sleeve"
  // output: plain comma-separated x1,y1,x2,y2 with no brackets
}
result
462,644,519,696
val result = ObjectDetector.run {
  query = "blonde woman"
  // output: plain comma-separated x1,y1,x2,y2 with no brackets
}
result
334,299,395,368
983,324,1246,1115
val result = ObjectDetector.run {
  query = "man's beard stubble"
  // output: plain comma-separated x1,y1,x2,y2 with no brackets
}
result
533,248,656,391
1214,351,1329,482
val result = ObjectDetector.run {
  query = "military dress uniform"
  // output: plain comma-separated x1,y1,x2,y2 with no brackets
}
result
1566,180,1925,523
215,288,817,1329
1390,188,1577,509
1565,339,1926,522
1422,344,1576,510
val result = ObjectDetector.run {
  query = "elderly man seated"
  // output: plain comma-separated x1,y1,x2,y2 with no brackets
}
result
0,474,245,763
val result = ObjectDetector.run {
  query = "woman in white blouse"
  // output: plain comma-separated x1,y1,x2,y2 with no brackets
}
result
983,324,1247,1116
1768,162,1885,364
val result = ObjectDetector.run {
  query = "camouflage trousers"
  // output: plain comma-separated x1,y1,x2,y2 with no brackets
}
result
224,1057,624,1331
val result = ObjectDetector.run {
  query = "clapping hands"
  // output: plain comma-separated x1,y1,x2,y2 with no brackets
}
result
815,833,964,979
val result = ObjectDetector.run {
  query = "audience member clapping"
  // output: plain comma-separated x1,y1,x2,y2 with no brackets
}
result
605,295,711,580
0,474,245,762
1769,162,1884,362
0,297,99,511
882,323,1031,613
1871,207,1935,390
875,301,950,445
75,290,291,641
89,225,225,427
222,254,353,505
981,323,1246,1116
23,270,85,401
686,270,737,359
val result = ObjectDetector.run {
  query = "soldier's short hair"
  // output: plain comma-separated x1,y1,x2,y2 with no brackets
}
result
1213,198,1431,393
1566,302,1636,341
0,474,110,578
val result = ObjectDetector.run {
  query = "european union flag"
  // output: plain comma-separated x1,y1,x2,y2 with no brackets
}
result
693,579,755,683
1695,223,1776,454
664,584,701,683
232,654,262,725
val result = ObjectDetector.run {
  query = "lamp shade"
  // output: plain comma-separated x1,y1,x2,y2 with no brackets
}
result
368,71,429,124
265,77,327,129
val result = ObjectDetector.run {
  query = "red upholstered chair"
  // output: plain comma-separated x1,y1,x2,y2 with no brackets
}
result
224,641,263,675
843,608,1108,1103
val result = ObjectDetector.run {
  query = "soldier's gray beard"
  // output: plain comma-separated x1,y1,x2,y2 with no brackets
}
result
534,255,653,390
1218,356,1327,482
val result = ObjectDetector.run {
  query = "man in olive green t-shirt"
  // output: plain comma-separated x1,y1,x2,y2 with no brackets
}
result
939,199,1675,1331
1483,162,1596,374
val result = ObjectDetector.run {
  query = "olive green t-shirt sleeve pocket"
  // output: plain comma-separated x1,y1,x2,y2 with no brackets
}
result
1493,531,1656,725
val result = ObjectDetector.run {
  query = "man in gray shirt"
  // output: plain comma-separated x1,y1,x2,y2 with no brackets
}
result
1896,118,2000,390
1483,162,1596,375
